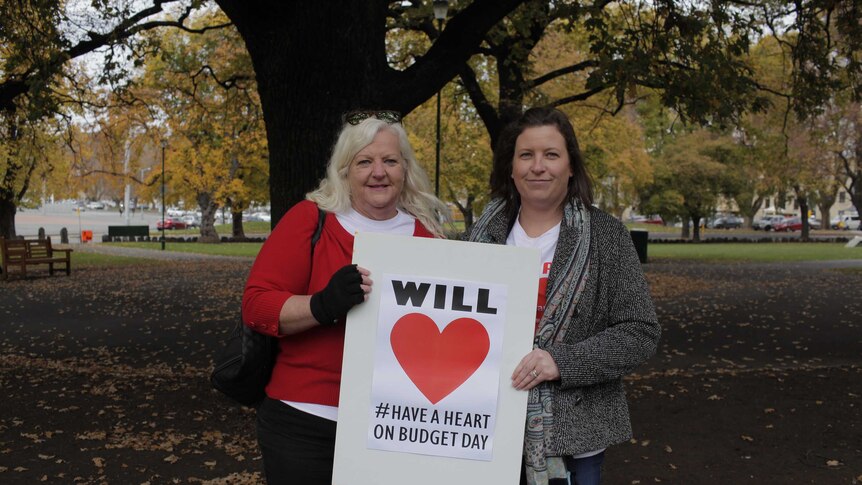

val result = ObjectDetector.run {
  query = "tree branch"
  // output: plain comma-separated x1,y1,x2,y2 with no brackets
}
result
527,61,600,89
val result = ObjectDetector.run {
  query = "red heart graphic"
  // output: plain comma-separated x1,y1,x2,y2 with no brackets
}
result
390,313,490,405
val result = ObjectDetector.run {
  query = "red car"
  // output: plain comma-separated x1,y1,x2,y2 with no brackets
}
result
774,216,802,232
156,217,188,230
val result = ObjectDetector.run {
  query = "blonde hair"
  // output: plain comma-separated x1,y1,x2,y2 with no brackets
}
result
306,117,450,236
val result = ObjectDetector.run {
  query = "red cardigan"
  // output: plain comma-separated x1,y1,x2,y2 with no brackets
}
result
242,200,434,405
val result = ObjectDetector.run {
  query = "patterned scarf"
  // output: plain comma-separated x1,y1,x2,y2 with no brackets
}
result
469,197,591,485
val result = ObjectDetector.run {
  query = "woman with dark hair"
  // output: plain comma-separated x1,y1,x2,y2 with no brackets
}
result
243,110,449,484
466,107,660,485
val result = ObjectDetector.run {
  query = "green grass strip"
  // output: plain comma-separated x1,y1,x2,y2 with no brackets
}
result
105,241,262,257
649,242,862,262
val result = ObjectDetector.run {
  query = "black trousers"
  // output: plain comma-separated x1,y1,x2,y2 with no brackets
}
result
256,398,337,485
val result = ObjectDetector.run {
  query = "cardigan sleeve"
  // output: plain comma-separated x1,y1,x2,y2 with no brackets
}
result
241,200,320,336
546,218,661,388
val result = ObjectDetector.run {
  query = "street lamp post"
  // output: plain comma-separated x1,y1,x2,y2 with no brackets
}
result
433,0,449,197
160,140,167,251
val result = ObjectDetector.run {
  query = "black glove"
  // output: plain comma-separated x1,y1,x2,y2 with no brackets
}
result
310,264,365,325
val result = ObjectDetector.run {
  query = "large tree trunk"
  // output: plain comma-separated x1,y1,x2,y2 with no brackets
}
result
0,197,16,239
850,105,862,217
799,197,810,240
197,192,220,243
228,3,396,225
451,194,475,234
232,211,246,239
215,0,524,225
735,194,763,229
690,214,703,242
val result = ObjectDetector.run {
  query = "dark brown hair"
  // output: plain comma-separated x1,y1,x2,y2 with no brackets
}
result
489,107,594,220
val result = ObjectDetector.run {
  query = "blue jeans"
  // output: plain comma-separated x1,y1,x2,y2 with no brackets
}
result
565,452,605,485
520,451,605,485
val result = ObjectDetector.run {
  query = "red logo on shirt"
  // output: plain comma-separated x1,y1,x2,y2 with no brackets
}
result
535,261,551,330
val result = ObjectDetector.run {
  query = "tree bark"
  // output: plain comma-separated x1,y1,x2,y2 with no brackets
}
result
214,0,525,225
451,194,475,233
798,197,810,240
690,214,702,242
231,211,246,239
197,192,220,243
0,197,16,239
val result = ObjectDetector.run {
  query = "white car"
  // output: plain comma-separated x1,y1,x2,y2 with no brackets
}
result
86,201,105,210
250,212,271,222
753,215,786,231
831,214,860,230
180,214,201,228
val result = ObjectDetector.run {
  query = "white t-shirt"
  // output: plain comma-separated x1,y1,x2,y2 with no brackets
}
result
506,215,559,330
286,207,417,422
335,207,416,236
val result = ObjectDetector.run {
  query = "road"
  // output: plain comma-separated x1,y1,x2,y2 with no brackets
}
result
13,202,230,241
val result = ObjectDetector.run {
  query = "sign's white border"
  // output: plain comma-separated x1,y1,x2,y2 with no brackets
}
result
334,233,539,485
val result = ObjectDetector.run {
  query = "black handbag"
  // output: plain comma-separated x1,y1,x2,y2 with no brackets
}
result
210,207,326,407
210,320,280,406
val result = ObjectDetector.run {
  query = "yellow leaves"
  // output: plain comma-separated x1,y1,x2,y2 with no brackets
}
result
19,432,43,443
92,457,105,468
740,435,754,442
163,454,180,464
825,459,841,467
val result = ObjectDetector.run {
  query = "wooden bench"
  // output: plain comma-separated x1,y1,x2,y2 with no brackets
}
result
0,237,73,280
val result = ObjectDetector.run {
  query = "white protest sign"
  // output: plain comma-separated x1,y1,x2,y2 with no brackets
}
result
333,233,539,485
368,274,507,460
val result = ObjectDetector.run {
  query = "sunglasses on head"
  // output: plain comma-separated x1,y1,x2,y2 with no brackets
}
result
343,110,403,125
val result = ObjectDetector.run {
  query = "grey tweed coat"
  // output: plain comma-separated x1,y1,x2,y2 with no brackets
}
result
467,205,660,456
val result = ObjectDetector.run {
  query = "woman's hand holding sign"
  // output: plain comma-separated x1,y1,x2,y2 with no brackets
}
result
511,349,560,391
310,264,372,325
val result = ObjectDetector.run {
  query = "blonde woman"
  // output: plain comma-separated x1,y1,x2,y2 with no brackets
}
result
242,110,449,484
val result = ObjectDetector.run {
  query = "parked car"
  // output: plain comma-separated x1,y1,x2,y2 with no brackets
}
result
807,217,821,230
156,217,188,230
243,211,271,223
831,214,861,230
774,216,803,232
180,214,201,228
250,212,271,222
86,201,105,210
711,215,744,229
753,215,786,231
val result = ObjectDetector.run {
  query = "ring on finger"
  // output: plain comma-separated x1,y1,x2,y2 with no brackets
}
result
530,369,539,378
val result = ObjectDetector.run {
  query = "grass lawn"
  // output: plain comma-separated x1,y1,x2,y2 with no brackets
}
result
105,241,262,257
649,242,862,262
5,241,859,271
94,240,862,263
